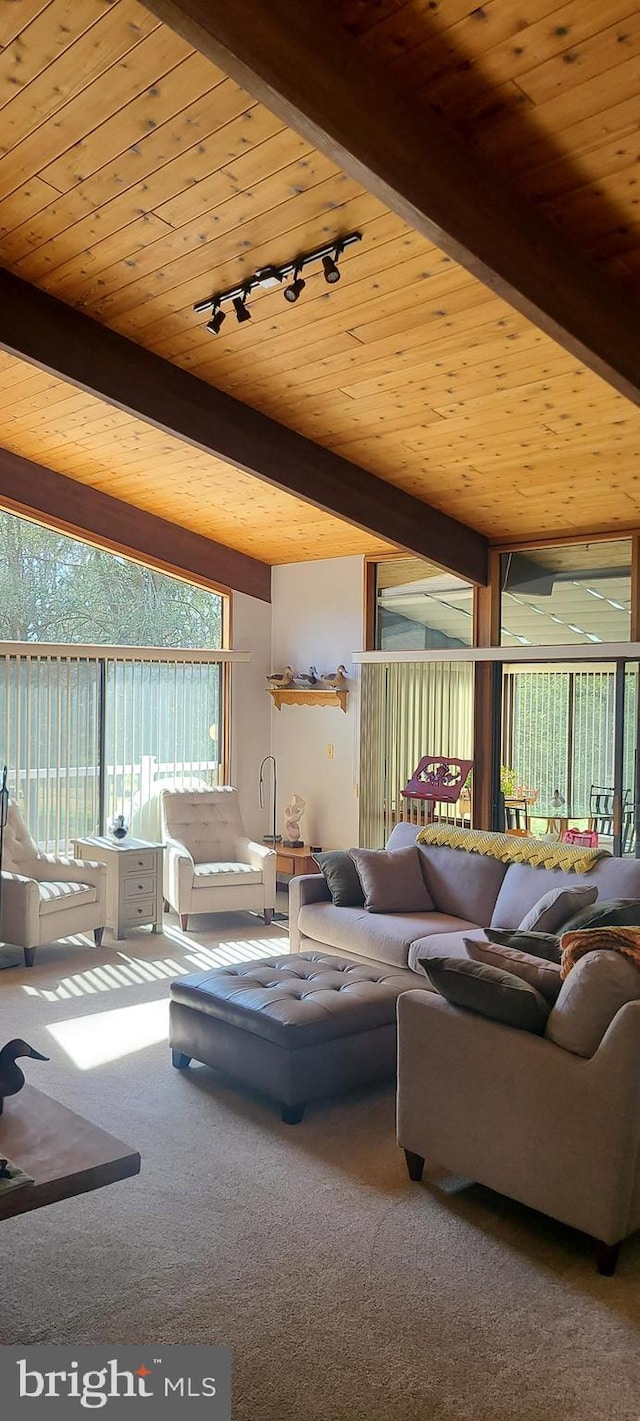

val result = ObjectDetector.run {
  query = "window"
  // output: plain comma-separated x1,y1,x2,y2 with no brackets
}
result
500,540,632,647
374,557,474,650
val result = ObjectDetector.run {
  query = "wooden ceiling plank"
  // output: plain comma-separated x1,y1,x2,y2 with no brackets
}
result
0,445,272,601
513,12,640,109
37,213,175,299
0,270,488,582
0,3,161,167
0,177,60,235
0,0,119,103
0,0,52,49
39,52,225,197
141,0,640,404
0,26,195,208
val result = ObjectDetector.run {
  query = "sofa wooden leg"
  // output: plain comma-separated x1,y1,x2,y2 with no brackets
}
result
595,1240,620,1276
281,1102,304,1124
263,908,273,925
180,914,189,931
404,1149,425,1182
93,926,104,946
23,947,36,969
172,1050,191,1070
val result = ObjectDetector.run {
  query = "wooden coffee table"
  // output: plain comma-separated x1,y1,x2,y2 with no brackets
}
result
0,1085,140,1222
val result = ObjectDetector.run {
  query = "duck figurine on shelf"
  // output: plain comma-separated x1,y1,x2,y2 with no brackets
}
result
320,665,348,690
0,1039,49,1115
294,667,319,687
266,666,295,689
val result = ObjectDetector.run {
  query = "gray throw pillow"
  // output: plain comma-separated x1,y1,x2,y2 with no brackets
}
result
349,845,434,913
545,949,640,1057
563,898,640,934
486,928,561,963
312,850,365,908
463,936,562,1005
423,956,550,1034
518,884,598,934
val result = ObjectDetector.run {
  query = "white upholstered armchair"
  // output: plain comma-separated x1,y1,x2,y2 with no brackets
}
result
161,787,276,930
0,801,107,967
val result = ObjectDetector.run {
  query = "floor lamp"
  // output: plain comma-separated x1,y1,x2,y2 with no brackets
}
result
259,755,281,844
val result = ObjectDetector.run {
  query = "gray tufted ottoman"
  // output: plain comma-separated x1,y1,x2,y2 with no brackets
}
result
169,951,429,1122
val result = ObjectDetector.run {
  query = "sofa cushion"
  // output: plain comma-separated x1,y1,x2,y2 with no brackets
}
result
422,957,550,1034
463,936,562,1005
545,949,640,1057
312,850,365,907
486,928,561,963
416,843,507,924
563,897,640,933
408,926,486,974
349,845,434,913
298,903,478,971
517,883,598,933
38,880,97,915
490,864,599,931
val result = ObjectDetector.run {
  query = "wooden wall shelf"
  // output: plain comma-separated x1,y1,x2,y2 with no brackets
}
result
269,687,348,713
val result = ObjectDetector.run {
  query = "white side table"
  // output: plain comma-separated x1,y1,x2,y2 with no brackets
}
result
74,836,164,941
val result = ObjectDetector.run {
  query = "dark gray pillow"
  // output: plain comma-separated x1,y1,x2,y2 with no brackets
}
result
422,956,550,1034
486,928,561,963
563,898,640,934
312,850,365,908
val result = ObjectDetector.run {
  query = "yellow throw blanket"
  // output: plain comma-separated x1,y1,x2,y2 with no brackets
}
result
415,824,610,875
560,927,640,979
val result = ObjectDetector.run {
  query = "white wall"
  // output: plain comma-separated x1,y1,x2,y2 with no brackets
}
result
270,557,364,849
230,590,272,840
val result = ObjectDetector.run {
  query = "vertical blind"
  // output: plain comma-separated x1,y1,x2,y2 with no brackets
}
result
359,661,474,847
1,648,222,851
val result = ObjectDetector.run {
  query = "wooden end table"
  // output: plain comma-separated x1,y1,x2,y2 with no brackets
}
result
0,1085,140,1222
274,844,322,881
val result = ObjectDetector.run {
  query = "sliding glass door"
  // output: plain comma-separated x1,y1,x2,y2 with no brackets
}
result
501,659,639,856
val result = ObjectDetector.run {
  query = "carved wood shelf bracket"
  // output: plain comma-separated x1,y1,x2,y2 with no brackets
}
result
268,688,348,713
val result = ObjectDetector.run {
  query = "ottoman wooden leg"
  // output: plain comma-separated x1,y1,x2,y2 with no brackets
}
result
595,1240,620,1276
281,1102,305,1124
172,1050,192,1070
404,1149,425,1182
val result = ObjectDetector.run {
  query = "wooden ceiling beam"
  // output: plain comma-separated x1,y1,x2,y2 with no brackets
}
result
0,271,488,585
0,446,272,603
143,0,640,408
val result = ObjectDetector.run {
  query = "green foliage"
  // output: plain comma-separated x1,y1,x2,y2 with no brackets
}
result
1,510,222,648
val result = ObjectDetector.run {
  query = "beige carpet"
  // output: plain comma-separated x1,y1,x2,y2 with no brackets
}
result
1,913,640,1420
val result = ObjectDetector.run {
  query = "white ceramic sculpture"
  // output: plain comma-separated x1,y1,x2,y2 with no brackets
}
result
283,793,306,846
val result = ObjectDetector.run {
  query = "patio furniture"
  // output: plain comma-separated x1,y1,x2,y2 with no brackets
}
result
161,787,276,929
503,797,531,836
0,801,107,967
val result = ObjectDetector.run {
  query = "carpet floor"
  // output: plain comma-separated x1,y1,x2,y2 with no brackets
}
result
1,913,640,1420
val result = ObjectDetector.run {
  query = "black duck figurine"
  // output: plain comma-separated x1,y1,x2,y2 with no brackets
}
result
0,1039,49,1115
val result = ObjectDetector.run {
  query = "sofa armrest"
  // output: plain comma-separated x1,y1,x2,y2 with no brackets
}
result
397,991,640,1244
240,838,276,908
32,853,107,892
288,873,331,951
0,871,41,948
164,837,195,913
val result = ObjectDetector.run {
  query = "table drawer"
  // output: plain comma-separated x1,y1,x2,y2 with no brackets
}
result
126,850,158,873
124,872,156,901
123,897,156,925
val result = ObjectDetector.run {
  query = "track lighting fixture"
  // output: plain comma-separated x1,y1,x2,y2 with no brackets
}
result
232,294,251,324
322,253,341,284
207,306,226,335
284,268,306,303
194,231,361,333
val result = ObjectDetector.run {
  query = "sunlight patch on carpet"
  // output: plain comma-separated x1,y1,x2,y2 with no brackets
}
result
46,997,170,1068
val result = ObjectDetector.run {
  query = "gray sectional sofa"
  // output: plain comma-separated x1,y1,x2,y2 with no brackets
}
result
290,821,640,974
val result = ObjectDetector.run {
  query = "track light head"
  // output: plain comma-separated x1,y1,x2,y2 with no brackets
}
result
232,295,251,324
322,253,341,284
207,307,226,335
283,270,306,303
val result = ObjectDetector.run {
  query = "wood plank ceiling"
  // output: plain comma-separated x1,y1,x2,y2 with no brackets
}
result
0,0,638,564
